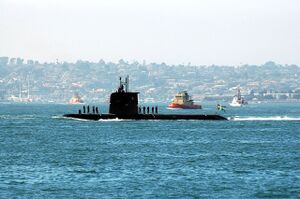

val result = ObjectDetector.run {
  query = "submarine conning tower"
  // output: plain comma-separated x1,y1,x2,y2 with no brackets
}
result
109,76,139,115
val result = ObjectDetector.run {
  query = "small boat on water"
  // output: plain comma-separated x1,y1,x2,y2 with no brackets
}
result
68,93,84,104
229,87,247,107
168,91,201,109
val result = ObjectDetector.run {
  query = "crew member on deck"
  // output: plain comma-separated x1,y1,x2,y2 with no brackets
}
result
143,106,146,114
83,105,86,113
118,84,124,93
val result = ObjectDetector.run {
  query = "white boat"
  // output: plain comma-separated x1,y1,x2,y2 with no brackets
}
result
229,87,247,107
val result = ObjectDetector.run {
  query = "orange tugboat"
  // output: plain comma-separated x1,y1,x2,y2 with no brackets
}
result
168,91,202,109
68,93,84,104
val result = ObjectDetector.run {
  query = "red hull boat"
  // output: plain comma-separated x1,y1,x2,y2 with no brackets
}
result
168,103,201,109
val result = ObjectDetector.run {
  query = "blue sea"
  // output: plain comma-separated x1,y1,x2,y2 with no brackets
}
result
1,102,300,198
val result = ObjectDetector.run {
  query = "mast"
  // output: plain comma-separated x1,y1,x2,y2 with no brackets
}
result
119,77,122,89
237,86,241,100
125,75,129,92
118,75,129,92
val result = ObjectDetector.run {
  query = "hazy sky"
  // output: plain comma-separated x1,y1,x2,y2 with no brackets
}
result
0,0,299,65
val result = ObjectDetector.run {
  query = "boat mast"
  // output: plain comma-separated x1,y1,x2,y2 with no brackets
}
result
237,86,241,100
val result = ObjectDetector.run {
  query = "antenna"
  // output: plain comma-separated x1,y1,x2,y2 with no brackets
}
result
118,76,129,92
125,75,129,92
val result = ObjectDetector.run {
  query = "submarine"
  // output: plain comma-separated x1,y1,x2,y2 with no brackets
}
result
63,76,227,121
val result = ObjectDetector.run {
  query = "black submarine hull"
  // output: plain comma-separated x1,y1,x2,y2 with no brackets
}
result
63,113,228,120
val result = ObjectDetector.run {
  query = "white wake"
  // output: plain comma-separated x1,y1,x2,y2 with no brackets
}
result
230,116,300,121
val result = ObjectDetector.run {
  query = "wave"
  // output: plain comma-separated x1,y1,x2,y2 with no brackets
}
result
0,115,35,120
52,115,91,122
230,116,300,121
51,115,64,119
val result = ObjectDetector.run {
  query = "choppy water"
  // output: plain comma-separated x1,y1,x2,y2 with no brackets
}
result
1,103,300,198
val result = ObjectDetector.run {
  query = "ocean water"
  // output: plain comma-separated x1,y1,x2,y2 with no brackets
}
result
0,102,300,198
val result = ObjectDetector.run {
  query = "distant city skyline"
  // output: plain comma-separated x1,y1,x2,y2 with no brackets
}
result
0,0,299,66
